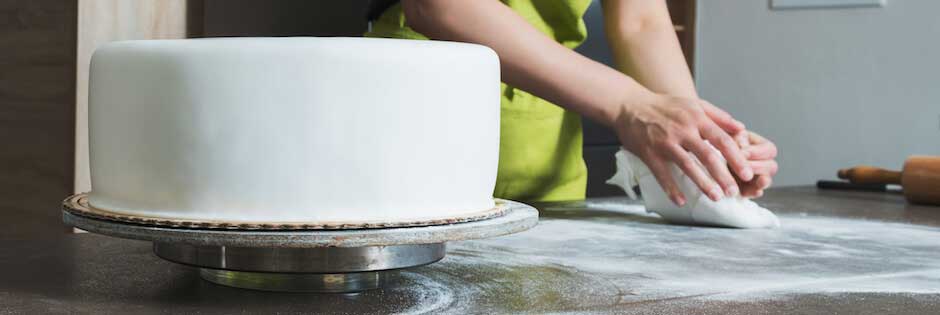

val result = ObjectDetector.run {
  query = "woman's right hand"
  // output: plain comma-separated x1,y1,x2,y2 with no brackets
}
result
610,93,754,206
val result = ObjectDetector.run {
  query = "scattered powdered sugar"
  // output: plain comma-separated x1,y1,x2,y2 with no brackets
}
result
387,199,940,314
388,273,456,315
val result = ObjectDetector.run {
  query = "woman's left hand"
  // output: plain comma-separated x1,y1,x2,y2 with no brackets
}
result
735,131,778,197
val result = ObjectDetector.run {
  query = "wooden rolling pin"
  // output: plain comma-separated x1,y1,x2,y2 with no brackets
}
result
837,156,940,206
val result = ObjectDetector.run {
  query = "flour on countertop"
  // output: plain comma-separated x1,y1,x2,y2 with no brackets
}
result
388,199,940,314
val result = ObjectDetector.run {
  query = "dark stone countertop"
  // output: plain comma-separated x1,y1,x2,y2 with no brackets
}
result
3,186,940,314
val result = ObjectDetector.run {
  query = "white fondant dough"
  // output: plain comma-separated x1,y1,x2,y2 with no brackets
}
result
87,37,501,223
606,148,780,229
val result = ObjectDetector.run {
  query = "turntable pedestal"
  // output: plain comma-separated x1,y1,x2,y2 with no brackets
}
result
154,243,444,292
62,194,538,293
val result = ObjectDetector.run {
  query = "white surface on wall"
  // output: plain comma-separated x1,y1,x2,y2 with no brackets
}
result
770,0,886,10
695,0,940,185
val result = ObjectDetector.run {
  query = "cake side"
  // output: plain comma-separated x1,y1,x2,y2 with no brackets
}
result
88,37,500,223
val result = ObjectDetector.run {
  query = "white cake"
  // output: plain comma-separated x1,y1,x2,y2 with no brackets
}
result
87,37,501,224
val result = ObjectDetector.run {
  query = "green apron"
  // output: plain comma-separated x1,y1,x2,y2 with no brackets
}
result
366,0,592,202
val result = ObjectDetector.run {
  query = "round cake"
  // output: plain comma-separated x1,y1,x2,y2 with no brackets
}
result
87,37,501,224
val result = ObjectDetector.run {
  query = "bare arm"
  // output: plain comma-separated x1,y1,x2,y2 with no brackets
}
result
404,0,651,126
602,0,696,97
402,0,753,204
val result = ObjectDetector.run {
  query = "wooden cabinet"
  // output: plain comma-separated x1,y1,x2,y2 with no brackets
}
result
0,0,196,237
0,0,78,237
668,0,697,74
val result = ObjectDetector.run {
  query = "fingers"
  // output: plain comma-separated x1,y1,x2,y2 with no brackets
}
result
699,123,754,182
748,130,769,143
683,138,740,198
738,179,761,198
739,175,773,198
734,131,751,158
744,132,777,160
745,143,777,160
700,101,745,134
643,153,687,206
664,144,723,201
756,174,772,190
739,184,764,198
743,131,776,198
748,159,779,176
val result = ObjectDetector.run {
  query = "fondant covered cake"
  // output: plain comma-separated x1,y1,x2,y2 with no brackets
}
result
87,37,500,224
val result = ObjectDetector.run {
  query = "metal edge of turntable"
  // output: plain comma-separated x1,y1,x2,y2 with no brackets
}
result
62,200,539,248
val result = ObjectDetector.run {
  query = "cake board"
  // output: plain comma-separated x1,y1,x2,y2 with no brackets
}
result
62,193,538,293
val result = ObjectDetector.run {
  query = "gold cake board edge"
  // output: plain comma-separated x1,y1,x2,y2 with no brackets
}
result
62,193,508,231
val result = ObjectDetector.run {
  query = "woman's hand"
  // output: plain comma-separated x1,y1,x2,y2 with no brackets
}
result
735,131,778,197
610,93,754,206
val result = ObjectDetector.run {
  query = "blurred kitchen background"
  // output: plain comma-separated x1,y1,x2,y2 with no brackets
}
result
2,0,938,238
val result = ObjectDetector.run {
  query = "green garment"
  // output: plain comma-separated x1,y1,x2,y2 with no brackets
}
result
366,0,592,202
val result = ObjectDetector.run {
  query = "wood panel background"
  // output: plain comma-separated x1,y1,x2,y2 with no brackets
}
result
201,0,367,37
0,0,78,238
0,0,192,237
667,0,696,75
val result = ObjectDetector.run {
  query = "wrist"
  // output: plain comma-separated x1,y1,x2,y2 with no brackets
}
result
606,89,662,128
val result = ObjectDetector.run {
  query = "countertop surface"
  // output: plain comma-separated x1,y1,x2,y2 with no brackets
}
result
3,186,940,314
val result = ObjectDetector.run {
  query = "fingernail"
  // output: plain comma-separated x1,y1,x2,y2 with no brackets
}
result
726,185,740,197
756,190,764,198
743,168,754,181
709,187,724,201
735,120,746,129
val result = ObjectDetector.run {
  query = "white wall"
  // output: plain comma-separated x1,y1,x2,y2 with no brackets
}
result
696,0,940,185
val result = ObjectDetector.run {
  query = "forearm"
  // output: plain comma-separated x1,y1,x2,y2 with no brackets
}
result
603,0,697,98
403,0,756,202
402,0,655,127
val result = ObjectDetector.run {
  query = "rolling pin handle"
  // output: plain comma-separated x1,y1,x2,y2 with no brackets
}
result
837,166,903,185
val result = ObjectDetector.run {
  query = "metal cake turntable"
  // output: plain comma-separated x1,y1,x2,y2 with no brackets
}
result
62,194,538,293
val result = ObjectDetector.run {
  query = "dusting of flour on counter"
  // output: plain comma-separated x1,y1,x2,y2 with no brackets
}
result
387,200,940,314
